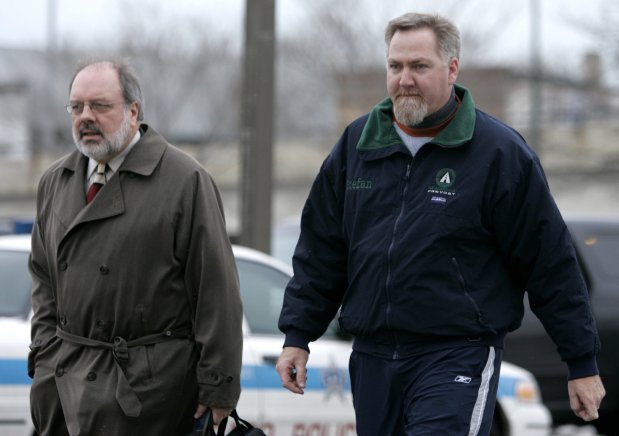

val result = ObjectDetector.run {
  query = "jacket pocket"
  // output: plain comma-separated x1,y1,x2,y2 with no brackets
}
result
450,257,496,335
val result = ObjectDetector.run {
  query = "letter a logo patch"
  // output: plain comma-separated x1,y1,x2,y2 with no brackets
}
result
436,168,456,188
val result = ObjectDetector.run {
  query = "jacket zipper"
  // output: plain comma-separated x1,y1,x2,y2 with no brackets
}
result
385,161,412,360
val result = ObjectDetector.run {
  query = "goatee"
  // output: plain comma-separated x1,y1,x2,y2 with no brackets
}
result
393,94,428,126
73,110,131,161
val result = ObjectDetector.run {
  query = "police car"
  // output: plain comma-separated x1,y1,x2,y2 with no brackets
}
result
0,234,551,435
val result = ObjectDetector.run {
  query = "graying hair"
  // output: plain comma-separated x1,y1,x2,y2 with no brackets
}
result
384,13,460,64
69,58,145,121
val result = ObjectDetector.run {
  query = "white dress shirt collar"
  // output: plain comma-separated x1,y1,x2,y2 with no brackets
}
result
87,129,141,184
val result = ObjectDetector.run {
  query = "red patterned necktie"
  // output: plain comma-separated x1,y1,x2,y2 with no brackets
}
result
86,163,107,204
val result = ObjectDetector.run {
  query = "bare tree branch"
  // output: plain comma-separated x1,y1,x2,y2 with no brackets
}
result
110,2,239,142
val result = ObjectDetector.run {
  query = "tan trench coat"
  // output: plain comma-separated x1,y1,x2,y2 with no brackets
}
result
28,125,243,435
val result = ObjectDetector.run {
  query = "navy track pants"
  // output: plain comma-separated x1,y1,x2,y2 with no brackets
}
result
349,346,502,436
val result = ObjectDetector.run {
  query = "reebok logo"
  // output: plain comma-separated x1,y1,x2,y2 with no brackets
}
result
454,375,472,384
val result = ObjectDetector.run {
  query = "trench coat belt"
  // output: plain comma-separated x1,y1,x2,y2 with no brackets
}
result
55,326,193,417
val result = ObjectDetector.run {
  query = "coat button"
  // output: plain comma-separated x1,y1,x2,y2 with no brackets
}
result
86,371,97,381
99,265,110,275
55,368,64,377
95,319,106,328
59,316,67,326
58,261,67,271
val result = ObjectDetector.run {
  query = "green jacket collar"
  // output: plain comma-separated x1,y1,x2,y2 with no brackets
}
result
357,84,476,151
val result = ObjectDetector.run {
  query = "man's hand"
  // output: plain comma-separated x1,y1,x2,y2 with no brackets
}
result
194,404,232,425
568,375,605,421
275,346,309,394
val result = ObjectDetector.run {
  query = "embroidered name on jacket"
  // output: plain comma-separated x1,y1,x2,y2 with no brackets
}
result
347,178,373,190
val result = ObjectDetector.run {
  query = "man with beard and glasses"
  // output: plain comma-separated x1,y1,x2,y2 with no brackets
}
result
28,59,243,435
276,12,605,435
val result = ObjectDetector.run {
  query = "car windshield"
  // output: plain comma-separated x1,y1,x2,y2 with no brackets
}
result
236,258,288,335
0,249,31,318
236,258,338,338
271,223,300,265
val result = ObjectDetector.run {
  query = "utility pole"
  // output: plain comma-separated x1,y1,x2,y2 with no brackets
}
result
239,0,276,253
529,0,543,154
46,0,58,144
32,0,58,184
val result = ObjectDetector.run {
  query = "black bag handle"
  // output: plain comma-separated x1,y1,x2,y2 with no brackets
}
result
218,409,266,435
192,409,266,436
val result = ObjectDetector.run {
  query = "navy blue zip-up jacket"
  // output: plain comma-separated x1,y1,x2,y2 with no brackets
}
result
279,85,600,379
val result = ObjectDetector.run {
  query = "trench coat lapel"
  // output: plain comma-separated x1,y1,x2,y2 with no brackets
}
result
74,172,125,224
117,126,167,179
55,126,167,242
52,151,89,235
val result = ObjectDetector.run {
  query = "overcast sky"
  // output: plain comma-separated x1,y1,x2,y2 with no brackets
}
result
0,0,605,75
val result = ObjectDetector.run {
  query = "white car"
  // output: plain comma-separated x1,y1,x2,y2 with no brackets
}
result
0,233,551,436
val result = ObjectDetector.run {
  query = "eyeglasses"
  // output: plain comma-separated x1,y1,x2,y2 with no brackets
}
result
65,101,124,116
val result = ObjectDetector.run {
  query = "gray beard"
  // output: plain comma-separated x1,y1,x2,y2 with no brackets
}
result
73,111,131,161
393,95,428,126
